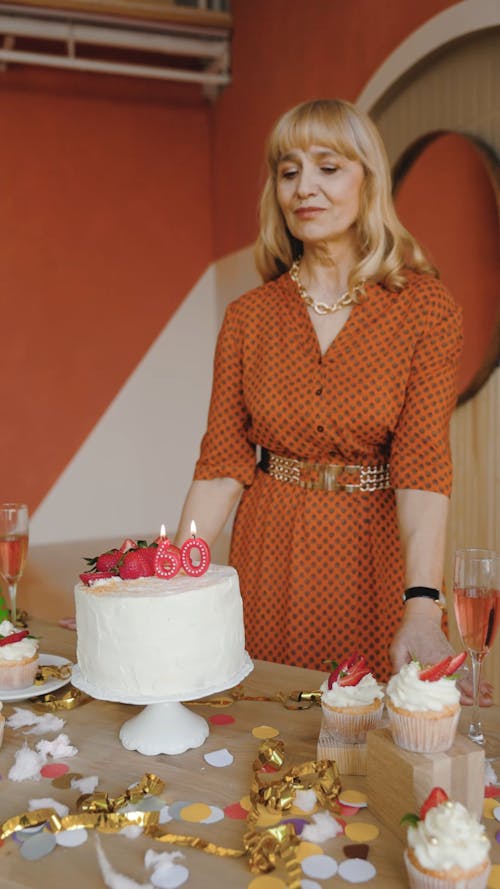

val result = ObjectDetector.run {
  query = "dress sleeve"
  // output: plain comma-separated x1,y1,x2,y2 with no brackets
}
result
390,280,463,496
194,302,257,486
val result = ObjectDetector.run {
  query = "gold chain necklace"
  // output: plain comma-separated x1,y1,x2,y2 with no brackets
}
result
289,259,364,316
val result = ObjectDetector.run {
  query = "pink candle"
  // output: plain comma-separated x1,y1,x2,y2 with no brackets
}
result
154,526,181,579
180,521,210,577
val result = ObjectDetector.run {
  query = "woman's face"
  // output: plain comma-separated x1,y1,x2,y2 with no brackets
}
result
276,145,364,251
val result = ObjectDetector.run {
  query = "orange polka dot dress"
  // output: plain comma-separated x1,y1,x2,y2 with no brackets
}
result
194,270,462,681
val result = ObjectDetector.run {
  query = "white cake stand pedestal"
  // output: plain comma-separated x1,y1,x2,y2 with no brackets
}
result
119,702,209,756
72,654,253,757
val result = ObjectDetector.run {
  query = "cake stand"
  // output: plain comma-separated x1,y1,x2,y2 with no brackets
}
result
72,654,253,756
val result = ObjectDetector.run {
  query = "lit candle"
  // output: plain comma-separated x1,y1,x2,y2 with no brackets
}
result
180,520,211,577
154,525,181,579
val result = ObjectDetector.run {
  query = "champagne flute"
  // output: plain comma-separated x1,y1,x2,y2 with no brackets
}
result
0,503,29,624
453,547,500,753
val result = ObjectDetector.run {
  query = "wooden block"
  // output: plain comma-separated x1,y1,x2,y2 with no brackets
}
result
317,728,367,775
367,728,484,843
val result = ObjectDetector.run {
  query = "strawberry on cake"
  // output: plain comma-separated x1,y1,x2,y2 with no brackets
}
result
386,652,466,753
318,653,384,775
404,787,491,889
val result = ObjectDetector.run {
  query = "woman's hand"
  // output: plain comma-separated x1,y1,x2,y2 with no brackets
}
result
390,598,493,706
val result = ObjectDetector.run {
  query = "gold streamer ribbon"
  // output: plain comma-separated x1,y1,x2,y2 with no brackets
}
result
192,684,322,711
34,663,72,685
30,685,90,711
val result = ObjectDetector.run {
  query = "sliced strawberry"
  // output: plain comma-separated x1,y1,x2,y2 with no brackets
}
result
119,549,154,580
419,656,453,682
96,549,121,573
119,538,137,554
79,571,115,586
445,651,467,676
419,787,448,820
338,662,370,687
328,652,360,688
0,629,29,647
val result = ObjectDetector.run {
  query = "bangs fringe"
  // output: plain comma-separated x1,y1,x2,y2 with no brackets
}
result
268,102,361,173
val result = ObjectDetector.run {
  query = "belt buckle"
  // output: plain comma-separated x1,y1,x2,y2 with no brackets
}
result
317,463,342,491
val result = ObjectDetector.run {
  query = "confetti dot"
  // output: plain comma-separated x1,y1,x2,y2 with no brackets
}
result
344,823,379,843
247,876,287,889
52,772,83,789
301,882,321,889
209,714,235,726
40,763,69,779
338,858,377,882
135,797,166,813
259,762,280,773
179,803,212,823
337,803,361,817
483,798,499,819
339,790,368,807
487,864,500,889
484,787,500,799
20,832,57,860
279,817,308,835
493,806,500,822
201,806,224,824
224,802,248,820
55,828,88,847
496,830,500,844
204,748,234,768
343,843,369,860
296,842,323,861
239,795,251,811
301,854,338,879
169,801,194,821
252,725,280,740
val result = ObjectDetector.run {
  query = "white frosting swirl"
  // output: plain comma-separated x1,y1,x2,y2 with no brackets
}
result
387,661,460,711
0,620,38,663
408,801,490,871
321,672,384,707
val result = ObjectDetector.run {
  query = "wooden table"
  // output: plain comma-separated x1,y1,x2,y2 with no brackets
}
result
1,620,499,889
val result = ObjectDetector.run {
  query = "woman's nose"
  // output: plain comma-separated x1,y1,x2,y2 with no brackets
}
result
296,167,318,197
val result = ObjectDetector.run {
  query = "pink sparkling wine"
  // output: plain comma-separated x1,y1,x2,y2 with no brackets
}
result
0,533,28,583
454,586,500,656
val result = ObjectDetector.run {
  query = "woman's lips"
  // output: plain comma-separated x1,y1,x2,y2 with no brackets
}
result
294,207,325,219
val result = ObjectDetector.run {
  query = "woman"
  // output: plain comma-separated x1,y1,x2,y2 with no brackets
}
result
176,99,491,700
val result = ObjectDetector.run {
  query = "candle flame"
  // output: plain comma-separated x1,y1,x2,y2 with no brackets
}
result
190,520,197,538
160,523,166,538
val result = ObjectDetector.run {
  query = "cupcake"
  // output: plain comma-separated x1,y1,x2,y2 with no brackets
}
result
318,653,384,774
0,620,39,689
386,653,466,754
404,787,491,889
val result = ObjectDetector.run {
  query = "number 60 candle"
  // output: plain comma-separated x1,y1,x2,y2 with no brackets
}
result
180,521,211,577
154,525,182,579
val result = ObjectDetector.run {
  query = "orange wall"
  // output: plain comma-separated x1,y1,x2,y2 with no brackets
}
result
0,69,212,511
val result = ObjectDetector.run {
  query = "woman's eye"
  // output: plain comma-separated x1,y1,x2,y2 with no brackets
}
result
280,168,298,179
321,165,338,174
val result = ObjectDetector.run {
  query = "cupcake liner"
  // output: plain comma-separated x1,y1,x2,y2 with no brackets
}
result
320,699,384,743
404,850,490,889
387,701,459,753
317,729,368,775
0,656,39,690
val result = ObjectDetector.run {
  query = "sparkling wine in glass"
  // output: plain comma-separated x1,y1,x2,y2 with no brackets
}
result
453,547,500,751
0,503,29,624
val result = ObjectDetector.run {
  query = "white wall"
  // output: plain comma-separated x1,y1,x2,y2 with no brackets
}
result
30,246,258,546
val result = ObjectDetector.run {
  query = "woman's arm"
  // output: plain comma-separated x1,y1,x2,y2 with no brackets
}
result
390,488,493,705
175,477,243,548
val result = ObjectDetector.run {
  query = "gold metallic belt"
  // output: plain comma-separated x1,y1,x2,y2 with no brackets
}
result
259,447,391,492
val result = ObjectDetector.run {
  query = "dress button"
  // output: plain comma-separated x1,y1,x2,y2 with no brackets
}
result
315,388,322,396
317,425,324,433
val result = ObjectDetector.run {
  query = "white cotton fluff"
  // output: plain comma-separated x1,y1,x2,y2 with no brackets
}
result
36,733,77,758
301,810,344,842
95,835,153,889
6,708,40,729
71,775,99,794
294,789,317,813
8,743,45,781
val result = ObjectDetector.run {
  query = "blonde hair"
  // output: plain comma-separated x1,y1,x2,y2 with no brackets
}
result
254,99,436,290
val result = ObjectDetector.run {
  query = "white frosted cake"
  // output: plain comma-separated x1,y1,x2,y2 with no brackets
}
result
74,565,252,701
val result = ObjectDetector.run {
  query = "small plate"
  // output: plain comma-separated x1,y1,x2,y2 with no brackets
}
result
0,653,73,702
